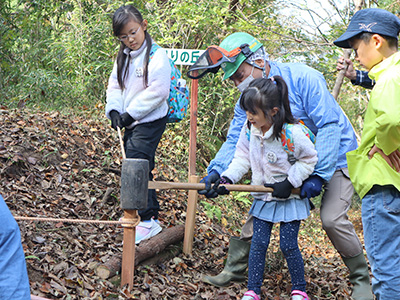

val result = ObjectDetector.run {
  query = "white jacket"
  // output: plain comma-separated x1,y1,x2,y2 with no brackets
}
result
105,41,171,127
221,122,318,201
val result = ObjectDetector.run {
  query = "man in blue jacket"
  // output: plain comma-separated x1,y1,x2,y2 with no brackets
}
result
0,194,31,299
188,32,373,300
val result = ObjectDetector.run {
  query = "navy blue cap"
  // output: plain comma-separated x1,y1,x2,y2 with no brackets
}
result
334,8,400,48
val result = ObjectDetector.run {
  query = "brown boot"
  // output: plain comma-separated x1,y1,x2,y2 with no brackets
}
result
202,237,251,287
342,252,374,300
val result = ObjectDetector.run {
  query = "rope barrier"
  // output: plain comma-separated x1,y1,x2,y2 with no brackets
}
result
13,216,140,227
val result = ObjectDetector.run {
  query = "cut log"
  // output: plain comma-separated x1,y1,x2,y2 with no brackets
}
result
96,255,122,280
96,225,185,279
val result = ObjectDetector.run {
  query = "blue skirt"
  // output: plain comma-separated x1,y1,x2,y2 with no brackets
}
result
249,197,311,223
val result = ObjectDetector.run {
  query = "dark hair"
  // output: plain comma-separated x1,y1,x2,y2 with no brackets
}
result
240,76,296,140
112,5,152,90
357,32,398,49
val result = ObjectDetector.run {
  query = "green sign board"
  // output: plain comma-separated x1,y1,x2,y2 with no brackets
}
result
164,49,205,66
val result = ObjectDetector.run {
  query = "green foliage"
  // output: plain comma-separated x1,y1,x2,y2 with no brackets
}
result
2,0,396,174
200,200,222,221
0,0,313,169
0,0,117,109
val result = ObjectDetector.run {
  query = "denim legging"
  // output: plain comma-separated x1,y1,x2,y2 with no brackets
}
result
247,217,306,294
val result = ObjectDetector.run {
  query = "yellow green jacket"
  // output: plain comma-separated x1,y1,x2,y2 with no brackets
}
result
347,51,400,199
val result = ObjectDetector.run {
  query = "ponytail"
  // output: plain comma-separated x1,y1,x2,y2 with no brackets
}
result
240,76,296,140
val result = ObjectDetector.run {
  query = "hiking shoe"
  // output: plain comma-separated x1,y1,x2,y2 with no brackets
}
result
241,290,260,300
135,218,162,244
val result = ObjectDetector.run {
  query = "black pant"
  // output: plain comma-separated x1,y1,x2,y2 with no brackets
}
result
123,116,167,221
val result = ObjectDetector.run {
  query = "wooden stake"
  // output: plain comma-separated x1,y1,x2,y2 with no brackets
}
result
120,209,138,289
183,175,200,254
332,0,364,99
331,0,364,143
188,78,198,177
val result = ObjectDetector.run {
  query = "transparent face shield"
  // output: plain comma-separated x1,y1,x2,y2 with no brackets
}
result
187,44,253,80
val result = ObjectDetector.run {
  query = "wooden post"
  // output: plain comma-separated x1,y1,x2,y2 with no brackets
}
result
184,77,199,254
120,209,138,289
188,78,198,177
118,156,149,289
183,175,200,254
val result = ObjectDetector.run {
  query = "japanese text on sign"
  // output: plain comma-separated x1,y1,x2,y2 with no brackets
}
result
164,49,205,66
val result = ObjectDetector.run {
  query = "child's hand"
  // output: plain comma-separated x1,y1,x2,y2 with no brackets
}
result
120,112,135,127
212,176,232,196
264,179,293,198
368,144,400,172
110,110,122,130
337,57,357,81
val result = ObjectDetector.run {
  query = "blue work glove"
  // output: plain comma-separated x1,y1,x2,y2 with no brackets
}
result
264,178,293,198
120,112,135,128
109,110,122,130
212,176,233,196
198,170,220,198
300,175,324,198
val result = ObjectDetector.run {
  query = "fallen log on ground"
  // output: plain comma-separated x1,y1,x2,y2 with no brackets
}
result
96,224,185,280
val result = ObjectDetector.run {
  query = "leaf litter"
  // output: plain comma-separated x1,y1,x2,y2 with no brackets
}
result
0,108,368,299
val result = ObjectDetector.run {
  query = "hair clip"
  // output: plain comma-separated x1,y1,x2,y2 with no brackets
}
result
270,76,275,82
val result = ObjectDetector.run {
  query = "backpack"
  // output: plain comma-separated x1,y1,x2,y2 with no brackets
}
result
246,121,316,163
149,43,189,123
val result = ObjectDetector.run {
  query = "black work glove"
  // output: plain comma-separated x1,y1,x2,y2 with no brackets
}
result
212,176,233,196
120,112,135,128
264,178,293,199
198,170,220,198
109,110,122,130
300,175,324,198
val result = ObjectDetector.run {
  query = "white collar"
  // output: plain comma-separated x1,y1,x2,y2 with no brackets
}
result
123,39,148,58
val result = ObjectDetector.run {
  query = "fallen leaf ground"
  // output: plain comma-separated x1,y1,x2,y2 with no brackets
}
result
0,108,370,300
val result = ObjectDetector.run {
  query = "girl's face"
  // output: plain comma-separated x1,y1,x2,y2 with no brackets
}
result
246,107,279,134
118,19,147,51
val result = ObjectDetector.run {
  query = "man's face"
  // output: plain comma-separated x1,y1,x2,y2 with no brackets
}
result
229,62,263,87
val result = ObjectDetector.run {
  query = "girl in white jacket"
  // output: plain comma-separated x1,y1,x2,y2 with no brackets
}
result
214,76,317,300
105,5,171,244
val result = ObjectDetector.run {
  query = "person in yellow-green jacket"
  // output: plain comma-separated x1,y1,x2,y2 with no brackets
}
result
334,8,400,300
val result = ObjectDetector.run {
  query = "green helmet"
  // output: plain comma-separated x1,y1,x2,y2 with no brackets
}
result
219,32,263,80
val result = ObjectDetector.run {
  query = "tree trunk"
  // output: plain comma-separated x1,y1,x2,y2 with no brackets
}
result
96,225,185,280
